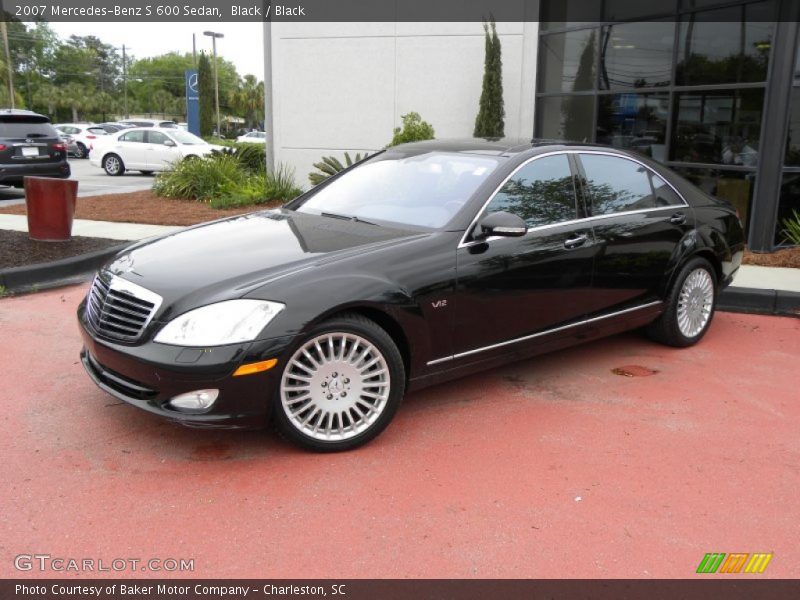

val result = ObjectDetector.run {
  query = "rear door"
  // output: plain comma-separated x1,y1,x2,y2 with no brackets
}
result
0,116,64,165
454,152,597,355
113,130,147,169
575,152,693,316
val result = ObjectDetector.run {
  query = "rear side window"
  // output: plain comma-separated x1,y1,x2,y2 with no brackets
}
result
119,131,145,143
0,120,58,138
485,154,578,227
580,154,682,215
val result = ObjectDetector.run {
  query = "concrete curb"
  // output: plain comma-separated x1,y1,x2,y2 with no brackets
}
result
0,242,130,294
719,286,800,317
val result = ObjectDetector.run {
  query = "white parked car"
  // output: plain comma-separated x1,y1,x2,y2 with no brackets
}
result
54,123,111,158
236,131,267,144
89,128,222,176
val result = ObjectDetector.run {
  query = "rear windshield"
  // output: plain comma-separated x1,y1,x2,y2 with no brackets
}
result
0,120,58,138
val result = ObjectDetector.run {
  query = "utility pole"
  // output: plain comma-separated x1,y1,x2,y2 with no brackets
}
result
203,31,224,137
122,44,128,118
0,21,14,108
192,34,197,66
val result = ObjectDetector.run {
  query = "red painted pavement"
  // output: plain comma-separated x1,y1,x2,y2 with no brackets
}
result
1,284,798,578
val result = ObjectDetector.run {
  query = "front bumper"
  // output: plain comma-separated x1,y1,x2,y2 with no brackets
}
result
78,302,294,429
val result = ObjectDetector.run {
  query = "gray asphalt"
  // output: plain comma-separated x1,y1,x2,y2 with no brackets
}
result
0,158,154,207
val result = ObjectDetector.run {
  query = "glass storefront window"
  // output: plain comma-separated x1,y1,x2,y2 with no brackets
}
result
605,0,675,22
671,89,764,165
540,0,601,31
537,95,595,141
597,93,669,161
676,4,775,86
776,173,800,244
599,21,675,89
539,29,598,93
785,88,800,166
672,167,755,232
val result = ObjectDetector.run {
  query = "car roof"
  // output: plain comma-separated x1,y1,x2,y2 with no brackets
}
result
388,138,612,157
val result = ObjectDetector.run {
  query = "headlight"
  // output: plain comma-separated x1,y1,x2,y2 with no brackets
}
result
154,300,285,346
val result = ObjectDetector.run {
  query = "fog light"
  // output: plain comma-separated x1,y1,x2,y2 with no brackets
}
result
168,389,219,412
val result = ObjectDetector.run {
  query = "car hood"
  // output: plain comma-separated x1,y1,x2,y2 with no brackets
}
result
104,209,423,313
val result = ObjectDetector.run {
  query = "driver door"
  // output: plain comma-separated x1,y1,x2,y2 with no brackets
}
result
454,153,597,355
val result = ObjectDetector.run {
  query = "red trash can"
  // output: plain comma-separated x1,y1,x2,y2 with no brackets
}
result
24,176,79,241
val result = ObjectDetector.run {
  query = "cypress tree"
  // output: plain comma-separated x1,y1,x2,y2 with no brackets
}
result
198,53,214,137
474,18,505,138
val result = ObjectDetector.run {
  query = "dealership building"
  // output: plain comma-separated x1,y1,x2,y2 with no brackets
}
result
265,0,799,251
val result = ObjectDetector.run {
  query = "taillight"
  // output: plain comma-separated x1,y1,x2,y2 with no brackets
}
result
0,144,6,151
86,135,96,139
52,143,66,151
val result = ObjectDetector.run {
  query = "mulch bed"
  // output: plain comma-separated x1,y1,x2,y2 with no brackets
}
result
0,190,279,226
0,229,122,270
743,247,800,269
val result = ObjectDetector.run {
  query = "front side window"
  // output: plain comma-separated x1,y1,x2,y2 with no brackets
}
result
147,131,169,145
580,153,681,215
296,152,500,229
119,130,145,143
485,154,578,227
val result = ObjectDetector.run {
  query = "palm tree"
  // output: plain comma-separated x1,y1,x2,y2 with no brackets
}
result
230,75,264,129
151,89,175,119
61,82,91,122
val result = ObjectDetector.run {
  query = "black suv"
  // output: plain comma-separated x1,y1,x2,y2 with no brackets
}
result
0,109,71,187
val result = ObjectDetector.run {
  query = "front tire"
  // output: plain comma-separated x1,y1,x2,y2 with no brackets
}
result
273,313,405,452
103,154,125,176
647,257,717,347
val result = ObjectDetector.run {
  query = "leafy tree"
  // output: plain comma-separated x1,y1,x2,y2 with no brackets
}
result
563,31,596,141
473,18,505,138
389,112,435,146
198,52,214,136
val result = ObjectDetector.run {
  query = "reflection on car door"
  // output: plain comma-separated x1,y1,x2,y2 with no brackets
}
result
115,130,147,169
454,153,597,356
145,130,179,170
575,152,693,316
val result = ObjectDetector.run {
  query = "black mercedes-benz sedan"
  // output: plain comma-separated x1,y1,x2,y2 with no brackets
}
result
78,139,744,451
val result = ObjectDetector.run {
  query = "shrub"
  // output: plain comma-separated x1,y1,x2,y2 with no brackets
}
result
474,18,505,138
389,112,434,147
780,209,800,245
211,143,266,174
308,152,369,186
153,154,244,201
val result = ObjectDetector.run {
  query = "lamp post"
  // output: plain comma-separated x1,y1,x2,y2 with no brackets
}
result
203,31,224,136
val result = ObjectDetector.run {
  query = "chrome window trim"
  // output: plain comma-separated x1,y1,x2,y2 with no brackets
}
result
427,300,663,366
458,149,689,249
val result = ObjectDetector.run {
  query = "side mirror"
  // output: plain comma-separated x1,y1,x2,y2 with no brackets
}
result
164,140,176,147
477,211,527,238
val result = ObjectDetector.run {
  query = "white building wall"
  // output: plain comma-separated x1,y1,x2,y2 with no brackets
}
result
266,15,540,189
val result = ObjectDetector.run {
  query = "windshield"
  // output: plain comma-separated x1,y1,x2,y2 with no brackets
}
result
296,152,500,228
170,130,207,145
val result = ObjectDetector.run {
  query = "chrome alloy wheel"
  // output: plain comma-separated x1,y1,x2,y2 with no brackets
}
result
676,268,714,338
104,155,121,174
280,333,391,441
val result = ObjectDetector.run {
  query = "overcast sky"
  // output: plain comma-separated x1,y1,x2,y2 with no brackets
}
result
49,22,265,79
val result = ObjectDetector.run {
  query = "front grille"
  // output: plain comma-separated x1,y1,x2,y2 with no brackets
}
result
85,273,162,342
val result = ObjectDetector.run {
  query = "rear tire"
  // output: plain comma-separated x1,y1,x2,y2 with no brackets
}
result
646,257,717,347
75,143,88,159
273,313,405,452
103,154,125,176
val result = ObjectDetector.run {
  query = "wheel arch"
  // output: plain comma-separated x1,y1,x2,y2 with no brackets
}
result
311,305,412,380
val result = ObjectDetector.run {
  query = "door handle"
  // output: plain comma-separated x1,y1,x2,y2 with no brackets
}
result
670,212,686,225
564,234,588,249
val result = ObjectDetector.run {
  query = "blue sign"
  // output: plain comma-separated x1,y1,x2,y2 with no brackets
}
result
185,69,199,136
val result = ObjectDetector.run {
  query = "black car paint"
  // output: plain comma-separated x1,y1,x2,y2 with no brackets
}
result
0,111,71,185
78,140,744,428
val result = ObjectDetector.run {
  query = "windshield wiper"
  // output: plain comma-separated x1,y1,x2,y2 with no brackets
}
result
320,212,378,226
